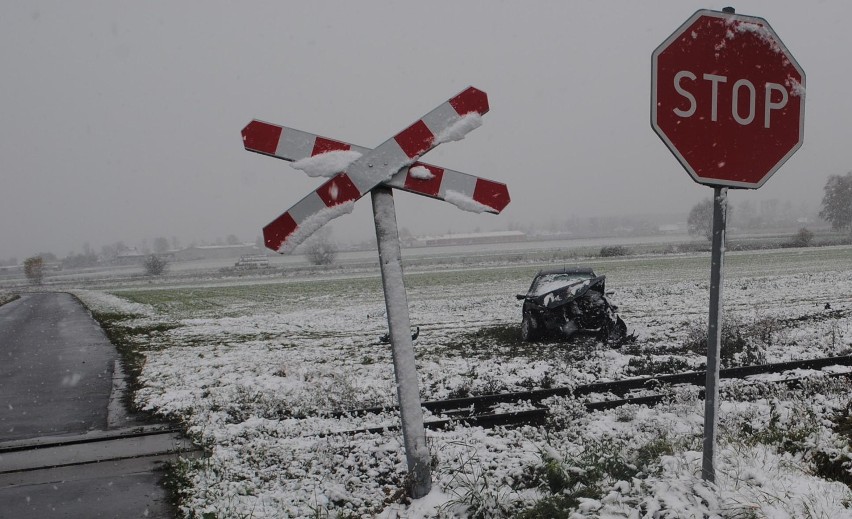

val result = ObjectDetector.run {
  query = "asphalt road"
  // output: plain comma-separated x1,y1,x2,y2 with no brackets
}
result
0,293,116,442
0,293,175,518
0,465,168,519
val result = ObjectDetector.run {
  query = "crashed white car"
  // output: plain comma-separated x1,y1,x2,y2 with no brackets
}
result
517,267,628,344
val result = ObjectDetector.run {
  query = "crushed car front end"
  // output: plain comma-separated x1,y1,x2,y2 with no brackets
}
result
517,267,627,344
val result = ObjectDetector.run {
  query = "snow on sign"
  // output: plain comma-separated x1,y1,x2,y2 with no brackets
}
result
241,120,510,227
242,86,496,253
651,9,805,188
240,86,508,499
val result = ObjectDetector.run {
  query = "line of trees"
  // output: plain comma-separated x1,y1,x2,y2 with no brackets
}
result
687,172,852,241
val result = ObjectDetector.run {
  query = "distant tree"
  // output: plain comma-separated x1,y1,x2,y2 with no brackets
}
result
760,198,781,224
819,172,852,232
303,228,338,265
101,242,128,262
226,234,241,246
24,256,44,285
153,236,170,254
687,199,714,241
688,198,734,241
737,200,762,230
790,227,814,247
62,252,98,269
143,254,168,276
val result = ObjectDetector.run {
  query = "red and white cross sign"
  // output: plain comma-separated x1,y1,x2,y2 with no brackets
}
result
242,87,502,252
242,121,511,250
240,87,509,497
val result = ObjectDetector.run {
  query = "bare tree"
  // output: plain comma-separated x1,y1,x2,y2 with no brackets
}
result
687,199,714,241
143,254,168,276
687,199,732,241
303,228,338,265
24,256,44,285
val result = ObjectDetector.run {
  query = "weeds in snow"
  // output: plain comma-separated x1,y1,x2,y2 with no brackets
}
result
682,315,770,368
438,439,520,519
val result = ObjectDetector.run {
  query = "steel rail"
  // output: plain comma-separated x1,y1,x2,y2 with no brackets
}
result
335,354,852,418
315,368,852,437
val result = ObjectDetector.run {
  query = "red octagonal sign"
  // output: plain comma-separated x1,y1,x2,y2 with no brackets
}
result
652,10,805,189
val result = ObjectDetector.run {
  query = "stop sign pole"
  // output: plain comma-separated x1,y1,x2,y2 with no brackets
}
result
704,184,727,483
652,7,805,483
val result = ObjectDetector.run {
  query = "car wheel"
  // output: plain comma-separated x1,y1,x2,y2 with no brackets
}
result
521,313,541,342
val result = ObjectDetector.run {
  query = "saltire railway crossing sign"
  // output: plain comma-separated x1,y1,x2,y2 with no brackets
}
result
241,87,509,497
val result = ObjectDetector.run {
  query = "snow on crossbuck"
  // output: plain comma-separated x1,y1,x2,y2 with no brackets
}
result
242,86,509,252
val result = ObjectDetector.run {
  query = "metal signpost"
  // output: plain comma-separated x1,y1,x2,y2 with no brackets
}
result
241,87,510,498
651,8,805,482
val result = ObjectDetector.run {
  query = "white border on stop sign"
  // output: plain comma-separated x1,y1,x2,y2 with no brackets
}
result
650,9,806,189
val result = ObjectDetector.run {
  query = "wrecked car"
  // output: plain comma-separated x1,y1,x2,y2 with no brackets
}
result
516,267,627,344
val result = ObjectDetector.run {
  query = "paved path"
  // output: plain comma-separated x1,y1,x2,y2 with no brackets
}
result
0,293,180,518
0,293,116,441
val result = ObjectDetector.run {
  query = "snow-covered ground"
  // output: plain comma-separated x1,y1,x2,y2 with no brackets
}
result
73,245,852,518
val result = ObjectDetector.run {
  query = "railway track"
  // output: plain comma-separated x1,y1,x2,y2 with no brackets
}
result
11,357,846,461
318,354,852,436
8,357,848,462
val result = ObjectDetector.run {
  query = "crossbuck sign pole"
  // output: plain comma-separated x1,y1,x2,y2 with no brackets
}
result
371,186,431,497
242,87,508,498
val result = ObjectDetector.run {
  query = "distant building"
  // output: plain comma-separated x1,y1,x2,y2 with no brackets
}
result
172,244,263,262
115,248,147,265
415,230,526,247
234,255,270,270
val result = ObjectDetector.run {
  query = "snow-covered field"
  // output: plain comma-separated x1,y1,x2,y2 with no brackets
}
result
74,245,852,518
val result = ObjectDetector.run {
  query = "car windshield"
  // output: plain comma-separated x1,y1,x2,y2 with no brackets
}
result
528,272,594,297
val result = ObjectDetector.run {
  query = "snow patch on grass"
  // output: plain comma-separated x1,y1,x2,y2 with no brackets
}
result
75,247,852,517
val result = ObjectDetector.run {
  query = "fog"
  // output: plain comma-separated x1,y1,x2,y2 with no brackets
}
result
2,1,850,260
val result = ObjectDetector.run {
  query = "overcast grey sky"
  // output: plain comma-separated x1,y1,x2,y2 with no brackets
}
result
2,1,850,259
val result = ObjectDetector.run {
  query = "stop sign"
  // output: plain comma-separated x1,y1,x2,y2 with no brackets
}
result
652,10,805,188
